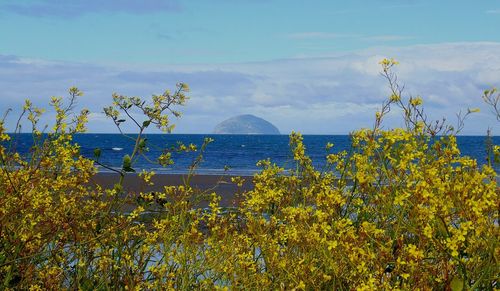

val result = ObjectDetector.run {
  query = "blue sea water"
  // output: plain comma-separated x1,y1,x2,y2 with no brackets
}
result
5,134,497,175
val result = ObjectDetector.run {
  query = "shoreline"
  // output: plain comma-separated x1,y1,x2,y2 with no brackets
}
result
89,172,254,208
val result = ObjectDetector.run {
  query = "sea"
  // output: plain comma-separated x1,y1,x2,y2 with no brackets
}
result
5,134,498,176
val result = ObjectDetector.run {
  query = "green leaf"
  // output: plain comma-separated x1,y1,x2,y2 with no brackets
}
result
450,277,464,291
435,218,448,237
122,155,135,172
142,120,151,128
113,183,123,194
93,148,101,159
123,166,135,173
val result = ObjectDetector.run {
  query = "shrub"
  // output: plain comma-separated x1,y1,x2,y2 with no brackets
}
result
0,61,498,290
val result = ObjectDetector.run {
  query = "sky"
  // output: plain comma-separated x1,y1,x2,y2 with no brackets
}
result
1,0,500,134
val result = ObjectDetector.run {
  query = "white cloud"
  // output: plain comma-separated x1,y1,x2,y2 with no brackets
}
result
1,42,500,135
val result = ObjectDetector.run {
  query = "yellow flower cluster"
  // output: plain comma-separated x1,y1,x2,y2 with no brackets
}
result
0,65,498,289
201,128,497,289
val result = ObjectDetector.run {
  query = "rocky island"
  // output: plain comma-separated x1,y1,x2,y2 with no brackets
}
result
213,114,280,135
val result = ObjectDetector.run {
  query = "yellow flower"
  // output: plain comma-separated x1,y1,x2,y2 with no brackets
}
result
410,96,423,106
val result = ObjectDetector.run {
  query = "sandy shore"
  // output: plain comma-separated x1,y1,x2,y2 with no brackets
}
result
89,172,254,208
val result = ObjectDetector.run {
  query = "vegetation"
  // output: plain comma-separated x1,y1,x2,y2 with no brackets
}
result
0,60,498,290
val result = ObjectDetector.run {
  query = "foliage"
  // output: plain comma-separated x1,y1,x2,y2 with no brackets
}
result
0,63,498,290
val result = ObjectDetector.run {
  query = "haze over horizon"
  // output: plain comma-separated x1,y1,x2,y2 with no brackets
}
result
1,0,500,134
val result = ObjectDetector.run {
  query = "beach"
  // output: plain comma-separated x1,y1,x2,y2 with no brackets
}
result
89,172,254,208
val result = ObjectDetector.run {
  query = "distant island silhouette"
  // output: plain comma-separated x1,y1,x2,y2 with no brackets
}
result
213,114,280,135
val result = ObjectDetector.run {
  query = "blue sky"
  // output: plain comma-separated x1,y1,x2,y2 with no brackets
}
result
1,0,500,134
